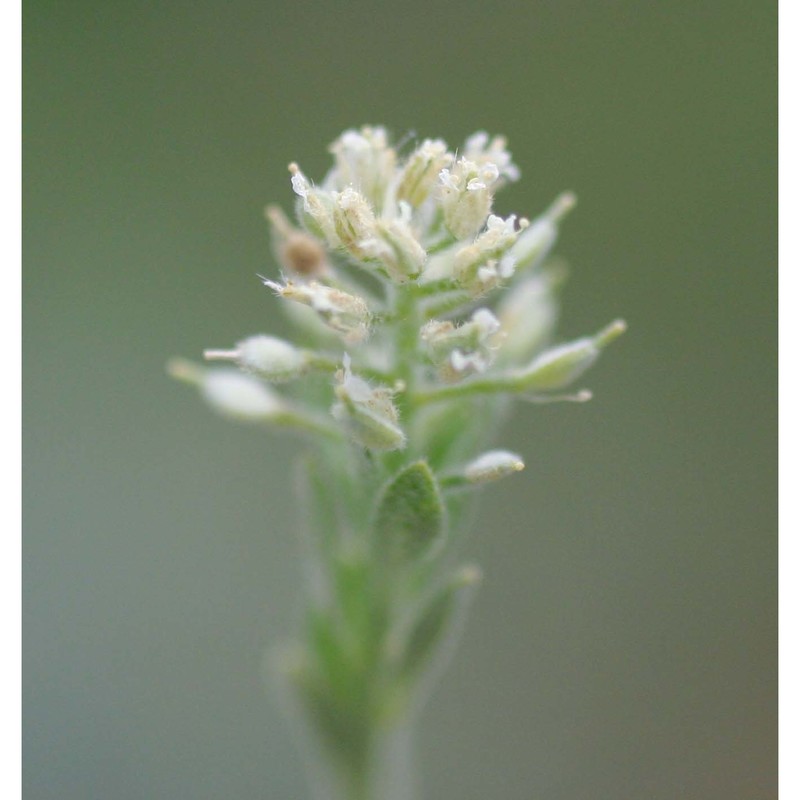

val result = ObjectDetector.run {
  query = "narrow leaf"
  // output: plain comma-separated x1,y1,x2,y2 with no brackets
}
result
286,656,371,773
399,564,482,679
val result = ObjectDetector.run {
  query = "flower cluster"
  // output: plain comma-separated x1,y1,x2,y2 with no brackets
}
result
170,125,624,462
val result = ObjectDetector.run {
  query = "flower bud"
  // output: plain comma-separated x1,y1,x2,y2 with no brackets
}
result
439,158,499,240
204,335,307,382
331,356,406,451
327,126,396,210
396,138,451,207
201,369,284,421
331,187,379,260
289,163,339,246
464,450,525,483
359,204,427,283
265,205,328,277
463,131,520,183
261,277,371,343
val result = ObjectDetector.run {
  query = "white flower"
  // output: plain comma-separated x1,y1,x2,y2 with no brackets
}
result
261,277,371,343
474,254,517,295
359,202,427,282
326,126,397,210
331,355,406,450
421,215,522,289
474,213,522,252
331,186,379,260
463,131,520,183
396,138,452,207
421,307,502,381
438,158,501,240
289,163,339,246
451,214,527,294
446,349,488,379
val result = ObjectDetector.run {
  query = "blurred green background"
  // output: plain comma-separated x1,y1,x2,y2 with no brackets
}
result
23,1,776,798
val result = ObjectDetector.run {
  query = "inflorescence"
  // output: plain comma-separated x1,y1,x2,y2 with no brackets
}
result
169,125,625,465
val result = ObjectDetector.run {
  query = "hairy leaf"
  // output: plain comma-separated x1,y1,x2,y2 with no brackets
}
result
374,461,444,564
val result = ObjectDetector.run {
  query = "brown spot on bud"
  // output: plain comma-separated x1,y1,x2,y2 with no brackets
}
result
281,234,326,277
266,204,327,277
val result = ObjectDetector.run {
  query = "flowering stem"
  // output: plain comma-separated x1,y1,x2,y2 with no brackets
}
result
395,285,420,394
169,124,625,800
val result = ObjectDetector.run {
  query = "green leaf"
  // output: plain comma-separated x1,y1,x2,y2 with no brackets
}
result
307,608,354,696
398,564,482,679
294,454,340,556
331,553,389,667
286,653,371,774
374,461,445,564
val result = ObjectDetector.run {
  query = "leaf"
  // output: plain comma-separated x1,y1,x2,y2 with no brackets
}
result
400,589,453,679
293,455,338,553
398,564,482,679
286,653,371,773
307,608,354,697
331,553,389,666
414,401,476,472
374,461,445,565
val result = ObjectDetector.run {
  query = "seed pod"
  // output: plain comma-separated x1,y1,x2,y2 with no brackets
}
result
518,319,627,392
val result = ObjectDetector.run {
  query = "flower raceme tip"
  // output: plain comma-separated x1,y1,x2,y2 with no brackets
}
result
170,125,625,458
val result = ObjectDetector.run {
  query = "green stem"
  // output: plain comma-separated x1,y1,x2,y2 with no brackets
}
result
395,284,420,400
275,409,347,441
381,284,422,472
338,719,417,800
342,755,370,800
413,372,521,405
